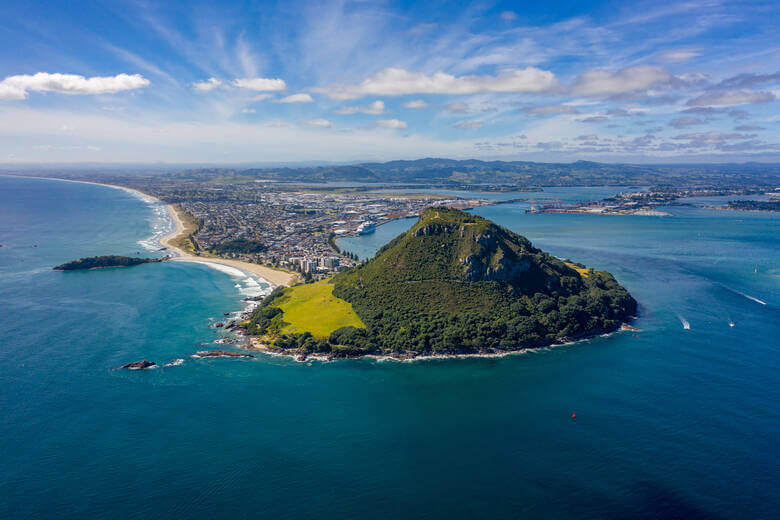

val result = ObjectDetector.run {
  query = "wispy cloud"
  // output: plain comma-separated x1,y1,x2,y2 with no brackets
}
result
524,105,580,115
687,89,775,106
402,99,428,109
376,119,407,129
304,118,332,127
335,100,386,114
315,67,557,99
276,93,314,103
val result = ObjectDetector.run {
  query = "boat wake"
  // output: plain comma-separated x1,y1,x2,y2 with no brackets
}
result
677,314,691,330
719,284,767,306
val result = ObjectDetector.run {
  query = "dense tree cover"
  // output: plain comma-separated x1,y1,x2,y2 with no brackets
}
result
213,238,265,254
54,255,163,270
250,208,637,357
727,200,778,212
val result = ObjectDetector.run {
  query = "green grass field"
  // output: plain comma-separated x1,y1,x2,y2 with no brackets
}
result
276,280,365,337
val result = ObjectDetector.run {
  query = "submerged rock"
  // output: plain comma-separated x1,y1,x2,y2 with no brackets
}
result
121,360,156,370
164,358,185,367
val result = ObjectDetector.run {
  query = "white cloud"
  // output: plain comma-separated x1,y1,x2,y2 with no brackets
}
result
658,49,700,63
276,93,314,103
572,66,671,96
315,67,557,99
193,78,222,92
0,83,26,100
402,99,428,109
232,77,286,91
249,93,273,102
376,119,407,129
335,100,385,114
686,89,775,106
241,108,256,114
304,118,332,127
500,11,517,21
0,73,149,99
453,121,483,129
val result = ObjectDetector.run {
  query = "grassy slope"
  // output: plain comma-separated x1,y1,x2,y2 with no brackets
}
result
276,280,365,337
564,262,593,278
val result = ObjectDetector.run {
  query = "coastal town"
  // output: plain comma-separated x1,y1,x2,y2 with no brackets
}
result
131,180,494,276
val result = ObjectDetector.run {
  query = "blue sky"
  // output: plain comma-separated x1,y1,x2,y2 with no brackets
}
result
1,0,778,163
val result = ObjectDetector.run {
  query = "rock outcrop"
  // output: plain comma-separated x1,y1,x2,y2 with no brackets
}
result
121,360,156,370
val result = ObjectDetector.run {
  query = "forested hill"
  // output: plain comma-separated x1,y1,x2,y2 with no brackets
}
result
251,208,637,358
53,255,165,270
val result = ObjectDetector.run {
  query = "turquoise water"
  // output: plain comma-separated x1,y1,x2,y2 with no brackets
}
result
1,176,778,518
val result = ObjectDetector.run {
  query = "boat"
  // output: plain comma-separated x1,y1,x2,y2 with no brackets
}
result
357,222,376,235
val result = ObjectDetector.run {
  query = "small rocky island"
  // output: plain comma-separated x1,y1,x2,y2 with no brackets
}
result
247,207,637,360
121,360,156,370
54,255,167,271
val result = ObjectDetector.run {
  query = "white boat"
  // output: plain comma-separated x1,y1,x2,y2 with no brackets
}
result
357,222,376,235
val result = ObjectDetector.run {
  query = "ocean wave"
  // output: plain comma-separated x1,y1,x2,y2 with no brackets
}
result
136,200,174,252
198,262,249,278
195,261,272,306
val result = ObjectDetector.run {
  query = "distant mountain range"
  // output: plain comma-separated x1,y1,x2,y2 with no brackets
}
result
178,158,780,186
4,158,778,186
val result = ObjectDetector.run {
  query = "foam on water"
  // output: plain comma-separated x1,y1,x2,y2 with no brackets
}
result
137,201,175,251
195,261,272,301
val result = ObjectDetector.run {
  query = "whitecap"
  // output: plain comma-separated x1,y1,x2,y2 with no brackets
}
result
197,262,249,279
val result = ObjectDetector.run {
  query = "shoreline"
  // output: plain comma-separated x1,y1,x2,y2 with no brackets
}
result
4,174,298,287
246,322,638,363
159,203,298,287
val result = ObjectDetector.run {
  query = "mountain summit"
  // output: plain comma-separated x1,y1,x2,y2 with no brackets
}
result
251,208,637,358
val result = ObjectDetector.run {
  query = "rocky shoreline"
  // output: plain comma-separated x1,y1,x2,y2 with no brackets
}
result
243,320,639,363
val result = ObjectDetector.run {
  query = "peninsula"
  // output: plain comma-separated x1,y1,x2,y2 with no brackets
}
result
247,208,637,359
54,255,166,271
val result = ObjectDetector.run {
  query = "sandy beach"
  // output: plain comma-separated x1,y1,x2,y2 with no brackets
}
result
9,175,298,287
159,203,298,287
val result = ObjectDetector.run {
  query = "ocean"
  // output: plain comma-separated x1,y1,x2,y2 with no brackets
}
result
0,175,778,519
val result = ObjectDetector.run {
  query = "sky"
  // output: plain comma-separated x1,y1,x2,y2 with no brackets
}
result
0,0,779,164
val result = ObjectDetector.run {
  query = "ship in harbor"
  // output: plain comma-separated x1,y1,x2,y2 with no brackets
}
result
357,221,376,235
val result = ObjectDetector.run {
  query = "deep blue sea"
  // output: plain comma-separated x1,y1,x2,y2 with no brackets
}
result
1,175,778,519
